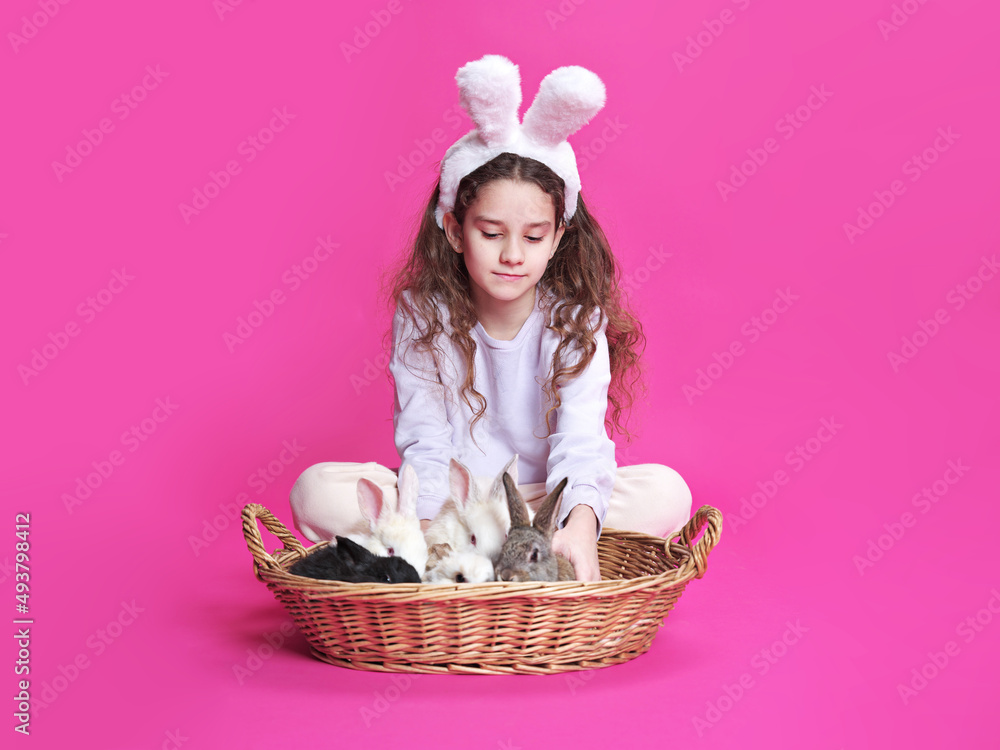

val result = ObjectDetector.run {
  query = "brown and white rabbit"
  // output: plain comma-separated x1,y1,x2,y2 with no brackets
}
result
493,473,576,582
347,464,428,575
424,455,517,562
422,542,495,584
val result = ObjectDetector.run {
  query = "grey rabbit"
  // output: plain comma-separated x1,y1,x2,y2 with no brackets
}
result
289,535,421,583
494,473,577,582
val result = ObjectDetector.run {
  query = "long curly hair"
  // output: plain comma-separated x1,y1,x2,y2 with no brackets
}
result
380,152,646,443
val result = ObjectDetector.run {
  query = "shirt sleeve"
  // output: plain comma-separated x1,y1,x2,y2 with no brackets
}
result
389,298,454,521
545,308,617,537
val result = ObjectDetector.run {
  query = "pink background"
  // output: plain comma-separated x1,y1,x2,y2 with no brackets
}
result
3,0,998,747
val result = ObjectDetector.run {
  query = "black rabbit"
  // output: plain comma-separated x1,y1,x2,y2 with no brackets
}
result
289,535,421,583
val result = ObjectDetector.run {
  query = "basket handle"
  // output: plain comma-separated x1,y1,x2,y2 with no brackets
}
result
241,503,307,582
668,505,722,579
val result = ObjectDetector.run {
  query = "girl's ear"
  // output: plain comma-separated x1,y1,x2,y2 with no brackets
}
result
442,212,463,253
550,223,566,258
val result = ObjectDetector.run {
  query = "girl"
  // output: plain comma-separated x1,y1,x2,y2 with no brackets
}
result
290,55,692,582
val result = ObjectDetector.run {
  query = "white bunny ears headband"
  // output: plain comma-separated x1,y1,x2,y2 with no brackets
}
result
434,54,607,230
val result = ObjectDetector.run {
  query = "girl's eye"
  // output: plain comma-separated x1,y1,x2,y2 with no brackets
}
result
482,232,500,239
526,236,543,242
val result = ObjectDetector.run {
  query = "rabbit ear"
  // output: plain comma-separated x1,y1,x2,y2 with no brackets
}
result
531,478,569,539
397,465,419,516
448,458,474,508
488,454,519,501
455,54,522,148
502,472,531,527
521,65,606,147
334,536,371,566
502,453,518,488
356,479,385,527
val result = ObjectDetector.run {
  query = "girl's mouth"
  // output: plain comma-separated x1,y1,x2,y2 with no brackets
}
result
494,273,525,281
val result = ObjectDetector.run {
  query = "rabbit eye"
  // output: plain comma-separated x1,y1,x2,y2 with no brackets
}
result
455,573,466,583
470,534,477,547
387,547,394,556
530,549,539,563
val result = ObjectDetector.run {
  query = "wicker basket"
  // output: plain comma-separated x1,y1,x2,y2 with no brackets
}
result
241,502,722,675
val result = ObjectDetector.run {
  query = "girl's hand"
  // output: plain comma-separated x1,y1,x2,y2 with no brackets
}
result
552,504,601,582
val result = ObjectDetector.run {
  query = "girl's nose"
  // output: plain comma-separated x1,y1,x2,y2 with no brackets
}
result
499,241,524,265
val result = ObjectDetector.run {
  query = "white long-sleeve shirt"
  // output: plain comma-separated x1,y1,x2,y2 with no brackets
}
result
390,286,617,535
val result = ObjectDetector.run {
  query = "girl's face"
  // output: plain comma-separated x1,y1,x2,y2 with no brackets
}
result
448,179,565,313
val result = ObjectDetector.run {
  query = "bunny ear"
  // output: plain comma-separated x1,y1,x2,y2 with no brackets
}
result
531,478,569,539
356,479,384,527
334,536,372,565
448,458,474,508
521,65,606,147
488,454,519,501
502,472,531,528
397,464,419,515
455,54,522,148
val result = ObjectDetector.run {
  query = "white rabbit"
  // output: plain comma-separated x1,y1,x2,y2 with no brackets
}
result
424,455,517,562
346,464,428,575
422,542,495,584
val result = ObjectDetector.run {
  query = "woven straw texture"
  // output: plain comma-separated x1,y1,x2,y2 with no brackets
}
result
241,502,722,674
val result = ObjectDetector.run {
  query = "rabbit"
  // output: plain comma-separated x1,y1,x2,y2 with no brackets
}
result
289,535,421,583
494,473,576,582
424,455,517,562
422,542,496,584
345,464,428,575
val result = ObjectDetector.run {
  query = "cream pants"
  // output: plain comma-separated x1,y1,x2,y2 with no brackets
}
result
289,462,694,542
